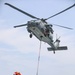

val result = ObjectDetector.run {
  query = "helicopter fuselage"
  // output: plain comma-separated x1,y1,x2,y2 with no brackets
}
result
26,20,67,53
27,20,56,48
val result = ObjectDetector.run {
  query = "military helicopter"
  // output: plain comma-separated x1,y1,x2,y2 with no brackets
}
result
5,3,75,54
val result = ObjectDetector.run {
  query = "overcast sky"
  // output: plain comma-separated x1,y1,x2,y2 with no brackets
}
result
0,0,75,75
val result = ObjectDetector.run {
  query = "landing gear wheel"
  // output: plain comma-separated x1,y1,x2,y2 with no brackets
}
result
29,33,32,38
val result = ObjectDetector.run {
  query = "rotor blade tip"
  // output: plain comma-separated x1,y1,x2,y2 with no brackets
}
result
5,3,8,5
14,26,16,28
5,3,11,6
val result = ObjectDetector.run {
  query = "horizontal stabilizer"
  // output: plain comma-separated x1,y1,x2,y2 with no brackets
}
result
47,46,68,51
57,46,67,50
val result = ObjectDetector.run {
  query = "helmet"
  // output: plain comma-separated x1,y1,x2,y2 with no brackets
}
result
13,72,21,75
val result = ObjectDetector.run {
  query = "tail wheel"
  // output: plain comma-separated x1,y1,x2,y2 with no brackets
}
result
29,33,32,38
53,51,55,54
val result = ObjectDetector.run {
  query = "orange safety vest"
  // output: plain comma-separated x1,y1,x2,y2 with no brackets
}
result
14,72,21,75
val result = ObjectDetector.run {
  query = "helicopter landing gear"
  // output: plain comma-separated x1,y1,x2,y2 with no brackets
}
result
29,33,32,38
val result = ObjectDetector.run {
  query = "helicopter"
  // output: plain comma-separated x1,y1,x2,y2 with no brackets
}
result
5,3,75,54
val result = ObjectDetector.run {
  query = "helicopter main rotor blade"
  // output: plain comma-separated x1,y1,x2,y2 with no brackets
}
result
14,24,27,28
50,24,73,30
5,3,40,20
45,4,75,20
